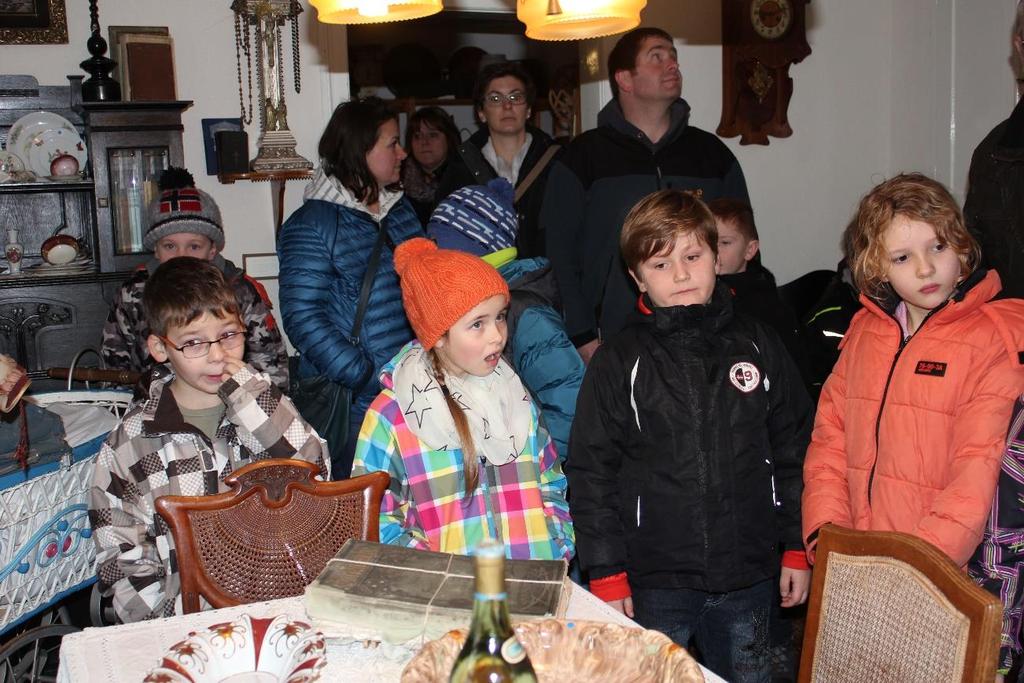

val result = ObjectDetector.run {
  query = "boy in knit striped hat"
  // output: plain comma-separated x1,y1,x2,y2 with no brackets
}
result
100,167,288,392
351,236,574,561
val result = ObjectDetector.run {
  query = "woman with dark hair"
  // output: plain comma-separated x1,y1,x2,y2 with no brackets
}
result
437,61,561,258
402,106,461,226
277,97,424,478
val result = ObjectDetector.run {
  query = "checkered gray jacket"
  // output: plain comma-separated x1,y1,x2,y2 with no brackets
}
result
100,256,289,391
88,364,328,623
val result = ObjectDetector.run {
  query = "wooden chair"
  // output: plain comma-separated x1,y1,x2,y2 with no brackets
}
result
799,524,1002,683
155,460,389,614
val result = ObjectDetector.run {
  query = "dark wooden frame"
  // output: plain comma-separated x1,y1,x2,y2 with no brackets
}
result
155,460,389,614
0,0,68,45
799,524,1002,683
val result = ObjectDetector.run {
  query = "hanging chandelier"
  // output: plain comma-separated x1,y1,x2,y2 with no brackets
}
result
518,0,646,41
310,0,442,24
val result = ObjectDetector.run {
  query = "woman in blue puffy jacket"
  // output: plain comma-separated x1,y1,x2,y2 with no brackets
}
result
278,97,424,478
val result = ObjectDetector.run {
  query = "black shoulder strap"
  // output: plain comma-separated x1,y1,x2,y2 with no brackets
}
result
457,141,497,184
350,225,389,345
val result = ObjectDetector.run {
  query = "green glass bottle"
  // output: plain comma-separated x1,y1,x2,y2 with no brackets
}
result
449,540,539,683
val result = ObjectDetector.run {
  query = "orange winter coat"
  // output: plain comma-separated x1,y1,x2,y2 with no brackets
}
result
802,271,1024,566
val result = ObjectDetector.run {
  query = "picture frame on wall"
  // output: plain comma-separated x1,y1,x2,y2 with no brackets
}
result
201,118,244,176
0,0,68,45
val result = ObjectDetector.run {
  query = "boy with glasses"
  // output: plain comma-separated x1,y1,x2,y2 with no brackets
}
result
101,167,288,392
437,61,561,258
89,257,327,623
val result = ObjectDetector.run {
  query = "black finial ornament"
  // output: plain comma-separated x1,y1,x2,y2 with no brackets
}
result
80,0,121,102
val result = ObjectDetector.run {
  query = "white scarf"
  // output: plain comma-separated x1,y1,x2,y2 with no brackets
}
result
391,345,533,466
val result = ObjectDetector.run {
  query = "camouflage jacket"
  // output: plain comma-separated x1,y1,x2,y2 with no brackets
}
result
100,256,289,391
88,363,329,623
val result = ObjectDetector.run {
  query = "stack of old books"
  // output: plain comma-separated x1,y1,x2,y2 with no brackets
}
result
303,540,570,644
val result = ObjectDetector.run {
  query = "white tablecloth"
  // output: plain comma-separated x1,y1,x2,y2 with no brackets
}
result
57,583,726,682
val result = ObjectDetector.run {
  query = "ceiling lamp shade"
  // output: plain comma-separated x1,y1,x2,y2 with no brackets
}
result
518,0,645,41
310,0,443,24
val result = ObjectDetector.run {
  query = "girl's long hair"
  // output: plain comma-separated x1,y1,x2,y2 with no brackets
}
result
429,349,479,499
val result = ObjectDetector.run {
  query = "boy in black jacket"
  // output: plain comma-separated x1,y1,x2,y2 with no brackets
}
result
566,189,813,683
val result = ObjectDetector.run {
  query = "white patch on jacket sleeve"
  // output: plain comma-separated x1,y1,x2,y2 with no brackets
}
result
630,356,641,431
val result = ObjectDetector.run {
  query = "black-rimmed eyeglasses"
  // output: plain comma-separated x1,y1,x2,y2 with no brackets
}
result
160,330,246,358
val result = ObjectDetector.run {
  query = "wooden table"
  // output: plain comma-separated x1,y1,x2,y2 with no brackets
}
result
57,582,726,682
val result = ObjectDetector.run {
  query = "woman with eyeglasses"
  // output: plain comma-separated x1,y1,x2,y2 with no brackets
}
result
277,97,424,479
436,61,561,258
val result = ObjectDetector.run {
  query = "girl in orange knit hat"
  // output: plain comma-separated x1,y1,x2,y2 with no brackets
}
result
351,237,574,560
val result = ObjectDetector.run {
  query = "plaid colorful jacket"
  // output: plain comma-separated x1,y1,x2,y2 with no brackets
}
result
969,396,1024,674
100,256,289,391
351,348,574,561
88,364,328,623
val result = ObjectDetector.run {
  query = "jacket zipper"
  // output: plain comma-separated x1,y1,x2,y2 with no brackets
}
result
655,164,664,189
867,302,947,503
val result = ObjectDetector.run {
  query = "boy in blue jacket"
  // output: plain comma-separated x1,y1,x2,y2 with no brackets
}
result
427,179,584,463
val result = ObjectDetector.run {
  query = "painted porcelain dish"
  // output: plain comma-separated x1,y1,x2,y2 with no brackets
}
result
142,614,326,683
40,235,79,265
401,619,706,683
6,111,87,178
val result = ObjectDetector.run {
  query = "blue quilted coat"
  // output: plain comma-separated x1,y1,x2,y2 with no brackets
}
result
277,171,424,414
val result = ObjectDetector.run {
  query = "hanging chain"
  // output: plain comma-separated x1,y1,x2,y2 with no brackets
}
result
276,17,286,103
291,0,301,94
232,0,254,125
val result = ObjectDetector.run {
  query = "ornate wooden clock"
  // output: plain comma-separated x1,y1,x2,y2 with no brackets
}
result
717,0,811,145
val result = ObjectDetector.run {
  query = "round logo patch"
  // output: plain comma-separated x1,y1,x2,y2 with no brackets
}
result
729,362,761,393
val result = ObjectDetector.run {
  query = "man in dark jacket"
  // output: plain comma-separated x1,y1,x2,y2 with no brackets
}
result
543,27,748,363
438,61,560,259
567,190,812,683
964,2,1024,298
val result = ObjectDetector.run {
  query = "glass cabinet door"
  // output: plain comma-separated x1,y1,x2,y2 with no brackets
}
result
108,147,168,254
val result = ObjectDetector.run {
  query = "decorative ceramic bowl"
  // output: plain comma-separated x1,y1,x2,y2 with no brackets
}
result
143,614,326,683
40,235,79,265
49,152,80,178
401,619,706,683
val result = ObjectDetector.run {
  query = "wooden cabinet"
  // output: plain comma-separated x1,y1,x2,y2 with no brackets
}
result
0,75,191,388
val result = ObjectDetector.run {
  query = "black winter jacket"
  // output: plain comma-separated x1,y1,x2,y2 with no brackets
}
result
543,99,748,345
566,282,813,592
438,125,559,258
965,97,1024,299
720,262,812,392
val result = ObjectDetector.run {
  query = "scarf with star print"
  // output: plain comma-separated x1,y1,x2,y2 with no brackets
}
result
391,343,534,466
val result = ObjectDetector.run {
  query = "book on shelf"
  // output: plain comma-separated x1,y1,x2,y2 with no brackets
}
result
303,539,570,644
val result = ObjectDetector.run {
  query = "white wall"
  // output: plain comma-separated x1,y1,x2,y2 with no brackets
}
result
577,0,1018,284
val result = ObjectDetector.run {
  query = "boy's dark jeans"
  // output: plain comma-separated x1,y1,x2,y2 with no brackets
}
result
632,578,775,683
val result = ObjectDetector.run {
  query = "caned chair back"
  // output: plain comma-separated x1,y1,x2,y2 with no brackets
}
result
155,459,389,614
798,525,1002,683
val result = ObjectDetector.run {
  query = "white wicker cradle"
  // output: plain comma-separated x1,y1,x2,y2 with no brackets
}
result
0,391,132,636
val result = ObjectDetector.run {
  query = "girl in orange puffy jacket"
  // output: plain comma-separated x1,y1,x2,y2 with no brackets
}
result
802,173,1024,568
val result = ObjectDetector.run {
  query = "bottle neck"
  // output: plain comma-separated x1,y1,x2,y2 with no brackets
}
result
470,551,513,635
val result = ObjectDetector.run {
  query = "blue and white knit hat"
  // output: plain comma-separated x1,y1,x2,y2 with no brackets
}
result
427,178,517,257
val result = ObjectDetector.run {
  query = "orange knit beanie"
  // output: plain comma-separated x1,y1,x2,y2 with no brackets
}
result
394,238,510,350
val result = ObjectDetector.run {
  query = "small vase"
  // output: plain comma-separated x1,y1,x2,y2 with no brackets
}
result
5,229,23,274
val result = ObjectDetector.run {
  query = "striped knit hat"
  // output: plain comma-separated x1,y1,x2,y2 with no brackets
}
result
427,178,517,257
143,167,225,251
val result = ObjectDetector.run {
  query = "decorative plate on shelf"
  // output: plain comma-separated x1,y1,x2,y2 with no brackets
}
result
401,619,706,683
5,111,87,178
143,614,326,683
